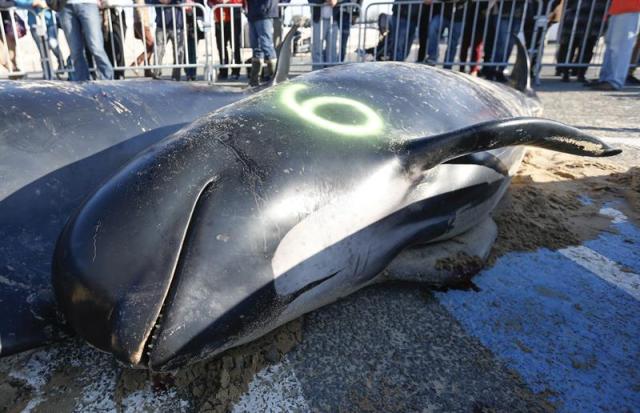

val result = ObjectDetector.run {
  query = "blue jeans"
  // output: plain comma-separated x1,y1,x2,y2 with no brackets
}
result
599,12,640,89
59,2,114,81
427,14,463,69
249,18,276,60
312,18,339,70
390,16,418,61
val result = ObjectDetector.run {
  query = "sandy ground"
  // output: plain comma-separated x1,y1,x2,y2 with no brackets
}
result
0,80,638,412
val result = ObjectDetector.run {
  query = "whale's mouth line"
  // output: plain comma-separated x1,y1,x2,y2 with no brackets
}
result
139,180,218,368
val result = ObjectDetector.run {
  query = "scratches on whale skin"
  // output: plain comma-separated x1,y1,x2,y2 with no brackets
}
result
92,220,102,263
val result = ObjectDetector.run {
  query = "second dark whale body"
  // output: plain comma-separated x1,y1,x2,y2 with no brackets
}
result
53,62,619,370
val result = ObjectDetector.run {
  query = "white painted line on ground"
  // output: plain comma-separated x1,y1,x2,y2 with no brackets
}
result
559,246,640,302
232,356,310,413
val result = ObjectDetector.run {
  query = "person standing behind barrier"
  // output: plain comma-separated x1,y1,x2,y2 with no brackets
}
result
14,0,67,79
481,0,527,82
149,0,185,81
246,0,277,86
587,0,640,90
132,0,154,77
416,0,431,63
459,0,490,75
555,0,608,83
426,0,465,68
58,0,114,80
210,0,242,80
389,0,430,61
101,0,128,79
309,0,339,69
183,0,204,80
0,7,27,77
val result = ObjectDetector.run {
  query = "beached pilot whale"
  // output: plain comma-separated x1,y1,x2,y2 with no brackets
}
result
52,61,620,370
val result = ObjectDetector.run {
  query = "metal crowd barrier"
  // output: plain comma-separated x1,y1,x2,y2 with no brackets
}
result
102,3,212,80
535,0,612,82
361,1,541,71
2,0,638,83
206,2,362,80
0,8,48,79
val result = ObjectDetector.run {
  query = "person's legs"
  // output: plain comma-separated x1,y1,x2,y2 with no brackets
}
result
75,3,114,79
30,26,53,79
154,27,167,78
417,4,430,62
321,18,331,63
214,22,228,78
185,33,197,79
627,31,640,81
444,20,462,69
46,20,65,71
311,19,323,70
60,5,91,81
599,12,640,89
389,17,408,61
576,35,598,80
426,14,442,64
248,20,261,85
339,15,351,62
170,29,184,81
231,15,242,76
255,17,275,80
325,20,338,64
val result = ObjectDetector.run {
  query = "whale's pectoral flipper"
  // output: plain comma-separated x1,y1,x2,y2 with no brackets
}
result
402,117,621,178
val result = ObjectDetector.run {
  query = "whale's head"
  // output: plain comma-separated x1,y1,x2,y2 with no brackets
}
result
52,64,619,371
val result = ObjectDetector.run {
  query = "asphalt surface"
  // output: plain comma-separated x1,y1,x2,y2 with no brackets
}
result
1,78,639,413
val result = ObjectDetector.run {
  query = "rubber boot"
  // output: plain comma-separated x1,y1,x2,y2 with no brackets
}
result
263,59,276,82
249,58,262,87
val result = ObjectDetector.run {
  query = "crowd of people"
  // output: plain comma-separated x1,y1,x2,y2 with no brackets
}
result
0,0,639,89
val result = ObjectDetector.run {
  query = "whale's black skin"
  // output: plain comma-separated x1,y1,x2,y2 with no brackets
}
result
0,80,246,356
0,25,299,358
52,63,620,370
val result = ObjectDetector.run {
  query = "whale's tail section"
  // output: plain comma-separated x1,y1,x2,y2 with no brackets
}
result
401,117,621,179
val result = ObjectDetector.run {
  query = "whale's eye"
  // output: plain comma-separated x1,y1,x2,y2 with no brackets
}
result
280,84,383,137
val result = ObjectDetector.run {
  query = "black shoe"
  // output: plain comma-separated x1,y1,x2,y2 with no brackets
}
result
577,75,587,83
495,72,508,83
217,70,228,80
231,73,240,80
627,74,640,85
583,79,601,87
590,81,616,91
562,72,570,82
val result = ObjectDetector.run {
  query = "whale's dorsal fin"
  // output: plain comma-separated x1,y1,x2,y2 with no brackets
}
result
273,24,299,85
401,117,620,178
510,34,531,93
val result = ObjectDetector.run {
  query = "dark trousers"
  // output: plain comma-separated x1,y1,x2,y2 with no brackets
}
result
416,6,430,62
103,9,126,79
215,18,242,76
459,5,484,73
556,33,599,77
